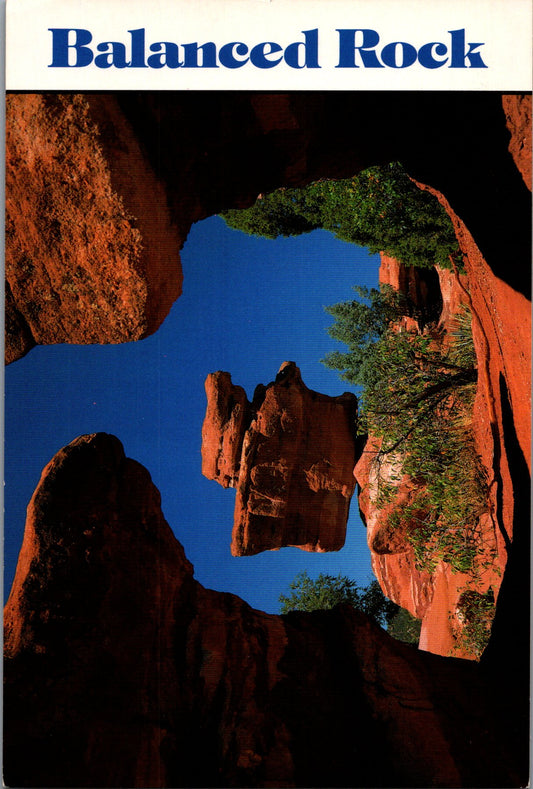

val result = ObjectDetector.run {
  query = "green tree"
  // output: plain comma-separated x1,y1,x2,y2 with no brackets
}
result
279,571,421,644
221,187,322,239
279,571,398,628
322,287,487,573
388,608,422,645
453,588,495,658
323,288,477,454
222,162,460,269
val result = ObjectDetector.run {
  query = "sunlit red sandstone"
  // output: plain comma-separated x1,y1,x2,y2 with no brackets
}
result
202,361,358,555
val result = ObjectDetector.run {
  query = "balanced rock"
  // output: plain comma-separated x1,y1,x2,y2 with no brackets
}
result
202,362,358,555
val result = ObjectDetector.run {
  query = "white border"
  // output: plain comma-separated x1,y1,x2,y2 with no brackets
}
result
6,0,533,91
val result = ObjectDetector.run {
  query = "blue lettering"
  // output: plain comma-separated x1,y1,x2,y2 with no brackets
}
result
95,42,129,69
381,41,417,68
147,42,183,69
49,28,93,67
336,29,384,68
250,42,283,69
182,42,218,68
128,29,147,68
418,41,449,68
47,26,486,72
284,29,320,69
449,29,487,68
218,41,249,68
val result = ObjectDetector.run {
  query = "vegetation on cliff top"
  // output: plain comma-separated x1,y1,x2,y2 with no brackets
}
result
279,570,421,645
221,161,460,270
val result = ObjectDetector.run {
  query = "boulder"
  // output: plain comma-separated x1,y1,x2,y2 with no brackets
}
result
202,362,358,554
5,94,182,363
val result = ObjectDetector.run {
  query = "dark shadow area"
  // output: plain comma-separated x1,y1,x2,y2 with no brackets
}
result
480,373,530,785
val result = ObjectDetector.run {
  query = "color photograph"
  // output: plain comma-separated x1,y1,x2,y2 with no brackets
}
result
3,5,532,788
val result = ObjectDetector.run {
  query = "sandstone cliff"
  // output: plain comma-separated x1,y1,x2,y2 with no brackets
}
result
4,434,525,788
355,256,507,659
202,362,358,555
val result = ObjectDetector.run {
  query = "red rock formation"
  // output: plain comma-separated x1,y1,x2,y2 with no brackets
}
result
201,371,253,489
356,254,510,659
202,362,358,555
379,254,443,330
502,93,532,190
5,94,182,364
4,434,525,788
6,91,349,364
421,181,530,661
355,435,435,620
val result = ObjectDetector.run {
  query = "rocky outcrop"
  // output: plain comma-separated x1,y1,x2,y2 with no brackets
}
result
355,255,508,659
5,94,182,364
502,93,532,190
379,254,443,329
4,434,525,788
421,177,530,671
201,371,254,489
355,435,435,620
202,362,358,555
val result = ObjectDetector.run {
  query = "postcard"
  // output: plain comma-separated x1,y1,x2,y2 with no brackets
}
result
4,1,532,787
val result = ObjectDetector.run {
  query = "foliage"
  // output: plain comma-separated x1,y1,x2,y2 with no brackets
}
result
279,572,422,646
323,289,487,573
221,162,460,269
452,588,496,658
448,303,478,370
323,291,477,447
387,607,422,645
279,571,398,627
221,187,322,239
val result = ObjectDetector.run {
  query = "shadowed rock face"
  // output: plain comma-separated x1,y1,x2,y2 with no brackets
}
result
502,94,532,189
202,362,358,555
3,434,524,788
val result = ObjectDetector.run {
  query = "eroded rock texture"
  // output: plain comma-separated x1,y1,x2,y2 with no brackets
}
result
5,94,182,364
503,93,532,189
202,362,358,555
4,434,525,788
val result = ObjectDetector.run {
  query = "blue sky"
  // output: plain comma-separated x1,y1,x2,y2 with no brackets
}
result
5,216,380,613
